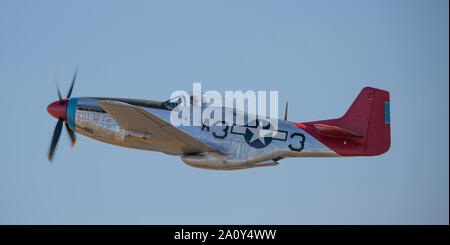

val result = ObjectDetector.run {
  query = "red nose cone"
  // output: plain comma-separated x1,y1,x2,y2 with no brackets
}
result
47,99,69,121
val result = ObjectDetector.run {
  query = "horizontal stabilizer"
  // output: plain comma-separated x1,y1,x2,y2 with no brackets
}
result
314,123,362,138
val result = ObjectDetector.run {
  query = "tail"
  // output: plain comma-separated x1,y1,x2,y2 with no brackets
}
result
298,87,390,156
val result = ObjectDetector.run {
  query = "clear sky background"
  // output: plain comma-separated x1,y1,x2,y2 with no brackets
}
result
0,0,448,224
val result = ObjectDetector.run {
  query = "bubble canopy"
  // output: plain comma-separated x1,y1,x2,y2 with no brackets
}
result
162,92,208,109
162,91,245,111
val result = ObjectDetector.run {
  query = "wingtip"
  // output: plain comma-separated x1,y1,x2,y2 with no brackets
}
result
72,139,78,149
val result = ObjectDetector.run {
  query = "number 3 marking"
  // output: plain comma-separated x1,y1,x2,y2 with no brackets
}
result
289,133,305,152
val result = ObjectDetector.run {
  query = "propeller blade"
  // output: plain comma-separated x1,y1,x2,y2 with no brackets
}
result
48,118,64,162
284,101,288,121
66,68,77,98
65,122,77,148
52,68,63,103
57,85,63,103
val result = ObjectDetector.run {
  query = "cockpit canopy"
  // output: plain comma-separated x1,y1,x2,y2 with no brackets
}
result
161,92,207,110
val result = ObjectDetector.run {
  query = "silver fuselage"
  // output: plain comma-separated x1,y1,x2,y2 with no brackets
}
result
66,97,337,170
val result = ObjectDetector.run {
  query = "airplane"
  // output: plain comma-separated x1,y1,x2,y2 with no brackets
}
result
46,71,390,170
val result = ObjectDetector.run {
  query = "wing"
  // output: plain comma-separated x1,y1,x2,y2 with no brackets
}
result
98,100,220,154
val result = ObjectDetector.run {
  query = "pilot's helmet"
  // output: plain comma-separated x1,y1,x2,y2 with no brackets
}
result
190,95,200,106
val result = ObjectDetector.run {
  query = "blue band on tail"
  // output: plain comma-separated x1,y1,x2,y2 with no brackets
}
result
385,102,390,124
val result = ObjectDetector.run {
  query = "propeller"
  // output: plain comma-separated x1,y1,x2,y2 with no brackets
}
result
47,69,78,162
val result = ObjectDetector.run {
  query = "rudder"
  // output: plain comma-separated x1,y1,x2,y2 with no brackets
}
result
341,87,391,156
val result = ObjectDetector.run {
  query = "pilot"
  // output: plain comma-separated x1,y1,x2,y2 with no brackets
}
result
190,95,199,106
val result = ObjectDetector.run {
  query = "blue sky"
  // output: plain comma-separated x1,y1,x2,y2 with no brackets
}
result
0,0,448,224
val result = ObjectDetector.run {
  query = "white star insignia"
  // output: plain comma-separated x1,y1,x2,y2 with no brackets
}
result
248,121,273,145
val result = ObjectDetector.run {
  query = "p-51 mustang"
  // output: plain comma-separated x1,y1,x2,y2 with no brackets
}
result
47,71,390,170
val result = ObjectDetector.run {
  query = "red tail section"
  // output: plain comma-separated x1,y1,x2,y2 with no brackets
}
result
297,87,391,156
